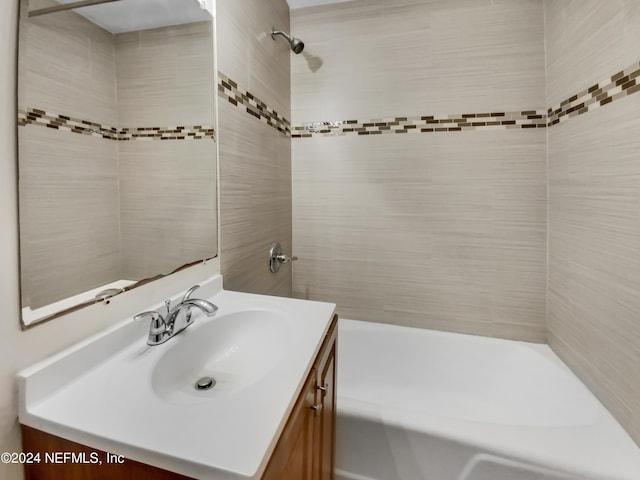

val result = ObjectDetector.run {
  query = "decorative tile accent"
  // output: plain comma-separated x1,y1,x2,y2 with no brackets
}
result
18,108,119,139
291,59,640,139
24,60,638,142
217,72,291,137
18,108,215,141
119,125,215,141
292,111,547,138
547,60,640,126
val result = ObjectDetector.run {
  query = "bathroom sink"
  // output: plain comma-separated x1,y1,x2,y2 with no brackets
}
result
151,309,290,404
18,275,337,480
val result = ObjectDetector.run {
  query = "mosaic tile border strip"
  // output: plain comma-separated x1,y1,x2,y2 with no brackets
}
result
217,72,291,137
292,111,547,138
18,108,215,141
292,59,640,138
547,59,640,126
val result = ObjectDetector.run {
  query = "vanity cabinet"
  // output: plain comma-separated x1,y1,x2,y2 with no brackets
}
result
21,314,338,480
262,314,337,480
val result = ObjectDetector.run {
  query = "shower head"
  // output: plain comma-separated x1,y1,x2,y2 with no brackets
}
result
271,28,305,54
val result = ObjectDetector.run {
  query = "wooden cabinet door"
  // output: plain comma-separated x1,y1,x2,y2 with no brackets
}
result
262,370,317,480
265,314,337,480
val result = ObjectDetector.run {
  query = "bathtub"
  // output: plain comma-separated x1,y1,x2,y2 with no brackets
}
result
336,319,640,480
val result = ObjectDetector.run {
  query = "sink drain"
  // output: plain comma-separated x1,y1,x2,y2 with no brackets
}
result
195,376,216,391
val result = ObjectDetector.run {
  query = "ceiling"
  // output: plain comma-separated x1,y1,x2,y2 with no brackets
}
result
287,0,354,9
56,0,212,34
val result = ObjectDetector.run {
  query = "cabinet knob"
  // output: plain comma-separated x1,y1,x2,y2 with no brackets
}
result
317,384,328,396
311,403,322,415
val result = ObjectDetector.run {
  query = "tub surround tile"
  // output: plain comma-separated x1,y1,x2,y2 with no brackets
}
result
117,126,215,141
544,0,640,108
218,98,292,298
291,55,640,139
247,0,292,118
19,126,120,309
115,21,215,128
18,13,218,308
547,59,640,127
293,130,547,343
547,93,640,447
291,0,549,344
291,0,545,121
546,0,640,447
216,0,292,300
292,110,547,138
119,140,217,280
19,108,119,139
18,1,118,127
291,57,640,140
216,0,291,117
218,72,291,137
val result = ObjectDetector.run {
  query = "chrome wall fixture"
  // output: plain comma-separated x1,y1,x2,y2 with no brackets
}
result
269,242,298,273
271,28,305,54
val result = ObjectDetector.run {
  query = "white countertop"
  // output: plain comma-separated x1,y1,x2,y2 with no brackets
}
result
18,274,336,479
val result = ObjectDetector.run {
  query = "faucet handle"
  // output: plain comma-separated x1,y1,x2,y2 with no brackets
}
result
133,311,160,322
133,311,166,335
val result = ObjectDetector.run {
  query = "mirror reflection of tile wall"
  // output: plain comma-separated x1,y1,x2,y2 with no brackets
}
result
18,4,217,315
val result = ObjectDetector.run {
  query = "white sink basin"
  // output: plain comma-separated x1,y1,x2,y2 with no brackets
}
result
17,274,336,480
152,309,290,404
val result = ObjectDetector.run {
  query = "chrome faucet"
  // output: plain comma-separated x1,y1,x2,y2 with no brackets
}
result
133,285,218,346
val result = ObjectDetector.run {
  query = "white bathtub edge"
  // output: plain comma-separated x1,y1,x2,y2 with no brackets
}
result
336,318,640,480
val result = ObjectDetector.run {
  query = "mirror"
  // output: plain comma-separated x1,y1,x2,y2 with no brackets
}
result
17,0,218,327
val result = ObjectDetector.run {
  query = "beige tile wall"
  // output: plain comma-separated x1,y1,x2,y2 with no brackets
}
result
19,127,120,309
115,22,217,281
291,0,547,341
218,100,292,296
18,1,120,308
18,9,218,308
292,0,545,122
217,0,293,297
18,0,118,125
217,0,291,117
545,0,640,446
544,0,640,107
293,130,547,341
118,139,217,280
115,21,215,127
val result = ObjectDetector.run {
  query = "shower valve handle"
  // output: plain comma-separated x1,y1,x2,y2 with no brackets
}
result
269,242,297,273
276,254,298,264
